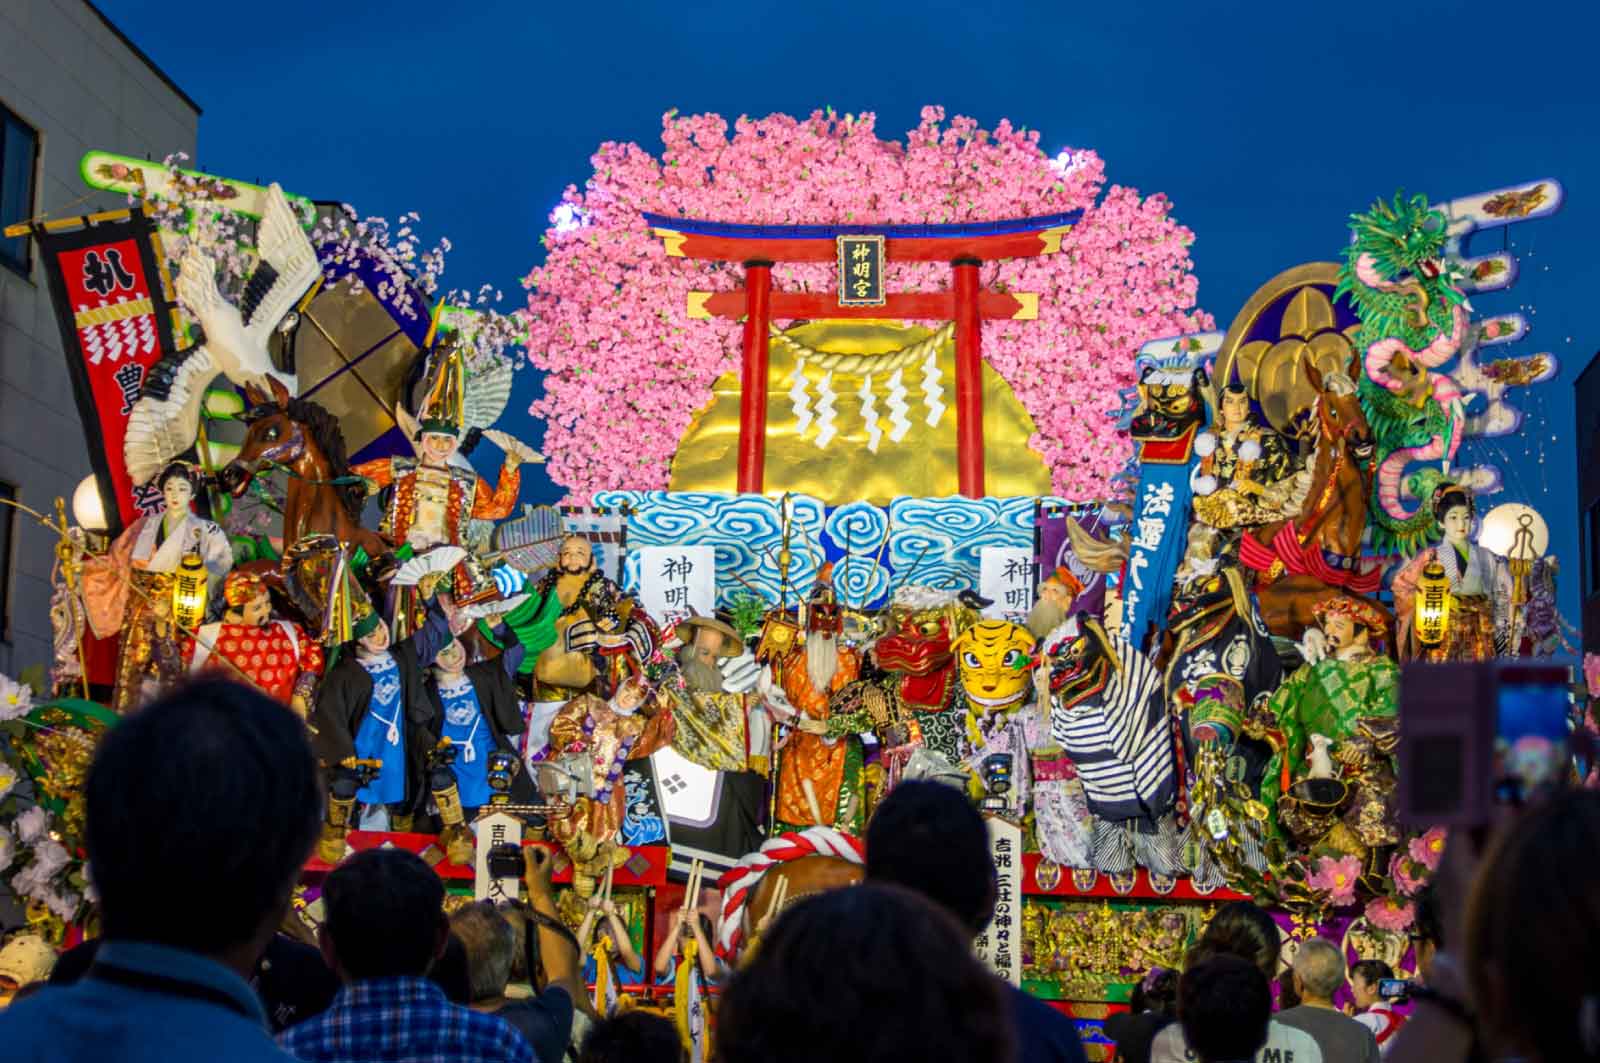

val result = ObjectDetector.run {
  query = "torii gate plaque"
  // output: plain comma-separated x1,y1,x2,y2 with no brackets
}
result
644,212,1080,498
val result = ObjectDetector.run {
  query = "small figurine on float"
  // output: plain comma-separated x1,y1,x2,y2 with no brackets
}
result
771,568,864,832
81,460,233,713
184,570,323,716
1258,596,1399,865
514,534,656,754
1190,378,1302,530
352,337,530,617
1392,483,1512,662
1046,617,1184,874
425,633,533,819
309,578,452,831
546,672,675,851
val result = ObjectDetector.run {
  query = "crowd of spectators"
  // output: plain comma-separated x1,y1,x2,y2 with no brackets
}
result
2,679,1596,1063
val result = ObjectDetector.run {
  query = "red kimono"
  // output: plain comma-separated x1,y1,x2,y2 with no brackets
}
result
184,620,324,707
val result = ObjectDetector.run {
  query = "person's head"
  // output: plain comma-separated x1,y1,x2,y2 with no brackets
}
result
1133,966,1179,1017
1179,954,1272,1063
320,848,448,982
157,461,199,514
429,932,472,1004
419,431,458,466
676,643,724,694
86,679,321,967
1350,958,1394,1009
1466,790,1600,1062
1188,901,1281,982
559,534,594,576
717,883,1013,1063
434,637,468,677
1434,485,1474,544
612,673,650,714
580,1009,686,1063
450,901,514,1003
1411,883,1443,983
864,780,996,936
1290,937,1345,1005
354,611,391,657
1219,384,1253,431
223,572,272,627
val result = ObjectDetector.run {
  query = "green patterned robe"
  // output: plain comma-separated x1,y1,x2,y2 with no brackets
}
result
1259,654,1399,820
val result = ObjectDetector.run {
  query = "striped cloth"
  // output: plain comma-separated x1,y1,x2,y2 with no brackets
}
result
1049,633,1177,828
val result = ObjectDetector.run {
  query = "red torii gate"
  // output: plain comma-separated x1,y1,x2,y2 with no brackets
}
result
643,211,1081,498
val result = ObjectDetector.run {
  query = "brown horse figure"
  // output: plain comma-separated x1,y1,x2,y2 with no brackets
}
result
1239,362,1390,640
218,377,389,562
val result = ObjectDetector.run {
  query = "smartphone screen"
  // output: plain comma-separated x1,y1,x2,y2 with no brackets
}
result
1494,665,1572,806
1377,978,1410,1000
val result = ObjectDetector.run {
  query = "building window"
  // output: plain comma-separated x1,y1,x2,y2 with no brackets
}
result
0,104,40,276
0,482,13,642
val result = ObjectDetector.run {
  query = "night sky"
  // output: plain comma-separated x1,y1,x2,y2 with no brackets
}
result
93,0,1600,624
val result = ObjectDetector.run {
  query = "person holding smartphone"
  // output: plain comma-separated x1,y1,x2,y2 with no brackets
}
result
1349,960,1407,1055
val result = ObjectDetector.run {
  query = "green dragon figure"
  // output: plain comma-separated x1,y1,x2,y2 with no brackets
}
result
1334,192,1470,555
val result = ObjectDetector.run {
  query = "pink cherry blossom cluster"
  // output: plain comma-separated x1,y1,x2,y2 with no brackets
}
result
524,107,1213,501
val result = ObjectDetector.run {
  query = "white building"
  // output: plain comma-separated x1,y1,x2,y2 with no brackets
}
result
0,0,199,671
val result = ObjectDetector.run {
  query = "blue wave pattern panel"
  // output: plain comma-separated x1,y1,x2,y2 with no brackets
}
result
596,491,824,610
886,496,1040,596
599,492,1072,612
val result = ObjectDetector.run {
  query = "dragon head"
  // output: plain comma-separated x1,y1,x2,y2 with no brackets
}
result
1337,191,1467,343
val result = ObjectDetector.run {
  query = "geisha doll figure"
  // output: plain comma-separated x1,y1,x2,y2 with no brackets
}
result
82,462,233,712
1392,484,1512,662
1190,382,1300,530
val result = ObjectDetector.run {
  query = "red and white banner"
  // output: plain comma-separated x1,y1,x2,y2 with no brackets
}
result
38,210,179,534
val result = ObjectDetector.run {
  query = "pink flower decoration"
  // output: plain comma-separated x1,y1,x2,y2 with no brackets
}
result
1389,851,1426,896
1308,854,1362,907
1365,895,1416,933
1584,653,1600,698
523,108,1212,501
1408,827,1448,871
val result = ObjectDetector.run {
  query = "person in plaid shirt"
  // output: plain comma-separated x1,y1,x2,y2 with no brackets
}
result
279,849,535,1063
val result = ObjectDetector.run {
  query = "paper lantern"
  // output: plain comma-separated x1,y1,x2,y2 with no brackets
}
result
71,476,108,533
1415,560,1455,649
170,552,209,630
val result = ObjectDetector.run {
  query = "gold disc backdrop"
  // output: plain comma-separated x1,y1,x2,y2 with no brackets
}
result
669,320,1052,504
1213,262,1362,433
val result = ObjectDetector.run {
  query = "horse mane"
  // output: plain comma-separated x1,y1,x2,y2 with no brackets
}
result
281,395,365,521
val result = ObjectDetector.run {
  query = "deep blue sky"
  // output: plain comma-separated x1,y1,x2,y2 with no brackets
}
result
96,0,1598,625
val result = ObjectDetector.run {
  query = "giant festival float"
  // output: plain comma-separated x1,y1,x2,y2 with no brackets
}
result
0,108,1590,1057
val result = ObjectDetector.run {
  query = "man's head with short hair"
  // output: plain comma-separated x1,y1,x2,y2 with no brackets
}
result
1179,954,1272,1063
450,902,514,1002
86,678,321,962
321,849,447,981
579,1010,686,1063
863,780,996,936
1291,936,1346,1003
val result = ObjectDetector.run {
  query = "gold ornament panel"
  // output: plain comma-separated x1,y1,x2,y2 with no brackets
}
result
1214,263,1361,434
669,320,1052,504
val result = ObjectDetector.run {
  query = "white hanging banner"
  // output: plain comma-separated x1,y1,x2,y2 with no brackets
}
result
979,546,1036,624
974,815,1023,985
638,545,716,628
473,811,524,902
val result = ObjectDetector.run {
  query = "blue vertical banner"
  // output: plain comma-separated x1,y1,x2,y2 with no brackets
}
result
1119,425,1200,652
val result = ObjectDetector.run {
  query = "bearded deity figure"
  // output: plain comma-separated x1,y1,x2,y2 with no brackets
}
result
1025,567,1085,649
772,576,863,832
183,570,323,715
512,534,656,756
649,612,773,876
1259,596,1400,865
1190,382,1301,530
1392,484,1512,662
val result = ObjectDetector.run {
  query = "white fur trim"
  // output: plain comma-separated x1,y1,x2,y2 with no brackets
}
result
1193,432,1216,458
1238,439,1262,462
